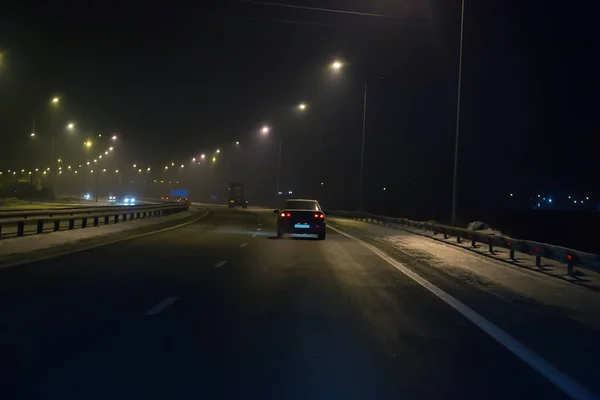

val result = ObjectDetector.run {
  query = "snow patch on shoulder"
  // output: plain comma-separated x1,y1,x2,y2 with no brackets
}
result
467,220,504,236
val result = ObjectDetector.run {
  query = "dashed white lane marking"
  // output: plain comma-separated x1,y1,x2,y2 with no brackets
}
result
215,260,227,268
328,224,598,400
145,297,179,316
240,243,247,248
252,234,257,237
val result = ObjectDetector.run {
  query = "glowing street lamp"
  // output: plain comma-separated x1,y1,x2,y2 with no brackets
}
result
51,97,60,105
84,140,92,148
261,126,270,135
111,135,117,141
30,132,35,137
331,61,343,71
67,122,75,130
298,103,307,111
216,149,220,154
235,141,240,145
201,154,205,159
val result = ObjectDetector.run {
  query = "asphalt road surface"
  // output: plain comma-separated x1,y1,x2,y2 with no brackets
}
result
0,207,596,399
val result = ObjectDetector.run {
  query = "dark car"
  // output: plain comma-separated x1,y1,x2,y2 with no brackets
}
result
274,199,326,240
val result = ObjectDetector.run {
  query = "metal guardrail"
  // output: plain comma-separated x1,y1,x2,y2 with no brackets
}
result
329,211,600,275
0,202,190,239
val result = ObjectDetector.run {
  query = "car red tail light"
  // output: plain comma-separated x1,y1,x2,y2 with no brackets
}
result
286,213,291,217
314,213,325,219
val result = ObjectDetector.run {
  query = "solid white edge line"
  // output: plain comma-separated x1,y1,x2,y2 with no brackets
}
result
215,260,227,268
145,296,179,316
328,224,598,400
0,208,210,270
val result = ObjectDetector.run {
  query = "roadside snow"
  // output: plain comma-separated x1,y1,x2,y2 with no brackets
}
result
0,207,203,260
330,218,600,330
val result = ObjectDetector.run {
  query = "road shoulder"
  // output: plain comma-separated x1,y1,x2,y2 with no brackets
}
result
0,207,210,269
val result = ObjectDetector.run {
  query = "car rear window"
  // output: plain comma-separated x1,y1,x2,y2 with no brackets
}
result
285,201,320,211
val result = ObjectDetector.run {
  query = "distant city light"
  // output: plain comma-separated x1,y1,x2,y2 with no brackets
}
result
201,154,205,159
192,158,196,162
111,135,117,141
548,198,552,203
288,191,292,194
510,193,513,197
586,196,590,200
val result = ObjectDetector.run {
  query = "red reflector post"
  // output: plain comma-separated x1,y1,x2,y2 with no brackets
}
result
567,254,573,261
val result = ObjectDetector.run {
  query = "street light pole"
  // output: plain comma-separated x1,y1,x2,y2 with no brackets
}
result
451,0,465,226
359,78,367,211
276,138,282,202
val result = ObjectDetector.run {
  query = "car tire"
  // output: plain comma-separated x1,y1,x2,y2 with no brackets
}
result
318,230,326,240
277,227,283,238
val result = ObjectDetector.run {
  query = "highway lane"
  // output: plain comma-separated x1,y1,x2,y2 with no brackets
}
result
0,207,586,399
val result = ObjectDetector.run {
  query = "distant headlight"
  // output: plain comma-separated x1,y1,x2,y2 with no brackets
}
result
124,198,129,202
131,198,136,202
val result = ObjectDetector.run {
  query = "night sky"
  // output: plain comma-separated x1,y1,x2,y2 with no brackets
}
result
0,1,596,221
